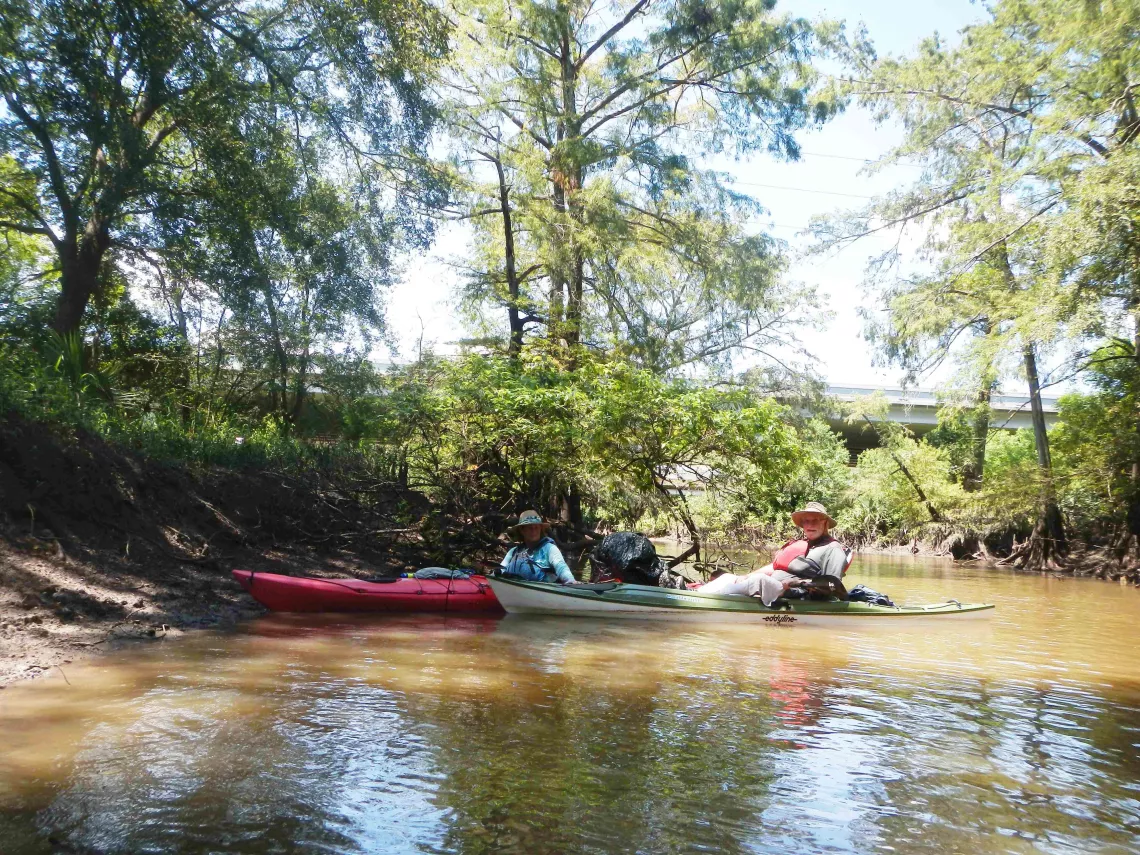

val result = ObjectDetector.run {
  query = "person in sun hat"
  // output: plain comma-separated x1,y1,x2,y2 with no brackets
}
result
697,501,852,605
778,502,851,582
498,509,576,585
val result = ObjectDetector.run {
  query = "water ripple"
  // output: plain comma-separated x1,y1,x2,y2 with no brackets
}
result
2,558,1140,853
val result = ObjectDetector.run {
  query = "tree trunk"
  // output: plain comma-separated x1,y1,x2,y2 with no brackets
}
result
1005,342,1068,569
1025,344,1053,473
560,484,583,529
652,475,701,564
897,457,943,523
262,282,290,425
566,240,583,348
961,374,995,492
291,343,309,427
170,281,194,426
673,489,702,565
53,226,111,336
990,243,1066,569
547,22,582,349
559,484,587,576
291,286,311,427
493,156,525,357
548,227,566,338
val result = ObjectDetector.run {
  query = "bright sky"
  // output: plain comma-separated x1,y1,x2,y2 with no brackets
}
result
386,0,987,388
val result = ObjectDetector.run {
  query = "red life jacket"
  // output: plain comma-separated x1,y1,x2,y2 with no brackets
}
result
772,536,853,575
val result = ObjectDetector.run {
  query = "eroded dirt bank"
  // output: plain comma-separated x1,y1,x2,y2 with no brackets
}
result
0,415,491,688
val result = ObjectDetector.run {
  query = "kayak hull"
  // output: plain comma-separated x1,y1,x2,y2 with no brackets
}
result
233,569,503,614
487,577,994,625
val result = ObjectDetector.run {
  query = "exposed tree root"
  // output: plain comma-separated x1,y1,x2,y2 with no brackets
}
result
996,502,1069,572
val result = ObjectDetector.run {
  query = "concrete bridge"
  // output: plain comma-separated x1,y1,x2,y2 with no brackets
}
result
823,383,1060,457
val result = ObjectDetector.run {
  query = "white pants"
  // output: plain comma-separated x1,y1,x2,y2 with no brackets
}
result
697,563,794,606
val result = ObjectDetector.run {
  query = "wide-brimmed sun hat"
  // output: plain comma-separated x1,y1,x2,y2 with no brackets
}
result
791,502,837,528
507,509,551,537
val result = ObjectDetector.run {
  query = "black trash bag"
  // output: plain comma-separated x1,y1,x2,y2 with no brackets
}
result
590,533,660,583
414,567,473,580
588,533,687,588
847,584,895,607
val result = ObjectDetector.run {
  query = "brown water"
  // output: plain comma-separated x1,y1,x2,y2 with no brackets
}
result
2,556,1140,855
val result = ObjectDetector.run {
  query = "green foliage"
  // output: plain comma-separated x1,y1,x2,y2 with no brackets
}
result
688,415,851,539
0,228,56,346
924,410,974,485
0,337,405,483
835,394,965,541
811,0,1140,554
973,428,1042,527
3,0,1139,561
47,331,117,403
365,346,827,527
446,0,842,366
924,401,993,489
0,337,856,541
1052,343,1140,534
0,0,449,337
839,440,965,541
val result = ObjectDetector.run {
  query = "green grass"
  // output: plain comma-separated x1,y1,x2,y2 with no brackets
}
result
0,347,396,477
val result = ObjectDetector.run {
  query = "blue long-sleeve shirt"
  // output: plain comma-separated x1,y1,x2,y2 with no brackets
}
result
499,537,575,584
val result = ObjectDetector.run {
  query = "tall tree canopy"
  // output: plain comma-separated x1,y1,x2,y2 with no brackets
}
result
0,0,449,337
813,0,1140,566
443,0,841,371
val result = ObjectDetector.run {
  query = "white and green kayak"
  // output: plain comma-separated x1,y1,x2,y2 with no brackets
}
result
487,577,995,625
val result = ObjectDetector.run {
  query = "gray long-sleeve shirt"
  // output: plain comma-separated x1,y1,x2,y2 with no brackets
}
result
804,540,851,579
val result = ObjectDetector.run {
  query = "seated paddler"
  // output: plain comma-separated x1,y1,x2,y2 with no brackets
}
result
498,509,576,585
698,502,852,605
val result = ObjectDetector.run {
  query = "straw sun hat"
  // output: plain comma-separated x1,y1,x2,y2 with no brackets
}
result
791,502,837,528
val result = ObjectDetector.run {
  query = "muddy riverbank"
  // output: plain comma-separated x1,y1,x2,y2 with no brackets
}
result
0,414,491,688
4,411,1136,689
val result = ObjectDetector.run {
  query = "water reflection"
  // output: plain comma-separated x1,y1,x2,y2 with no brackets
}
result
1,557,1139,854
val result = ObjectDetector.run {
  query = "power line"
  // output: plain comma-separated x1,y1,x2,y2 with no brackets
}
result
742,221,811,231
799,150,878,163
797,150,926,170
731,180,875,199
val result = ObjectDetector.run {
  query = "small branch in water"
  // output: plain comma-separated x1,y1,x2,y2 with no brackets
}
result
71,637,108,648
666,543,699,569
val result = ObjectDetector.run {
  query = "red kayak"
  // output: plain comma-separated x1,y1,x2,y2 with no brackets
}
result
232,569,503,614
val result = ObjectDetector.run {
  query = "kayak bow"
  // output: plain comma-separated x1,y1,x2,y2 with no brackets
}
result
487,576,994,624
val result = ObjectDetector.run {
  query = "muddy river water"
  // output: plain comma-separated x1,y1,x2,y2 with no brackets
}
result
2,556,1140,854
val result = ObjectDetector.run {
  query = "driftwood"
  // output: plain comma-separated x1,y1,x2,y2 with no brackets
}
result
666,543,699,569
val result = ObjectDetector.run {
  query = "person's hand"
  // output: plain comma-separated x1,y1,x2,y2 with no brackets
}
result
782,578,805,592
